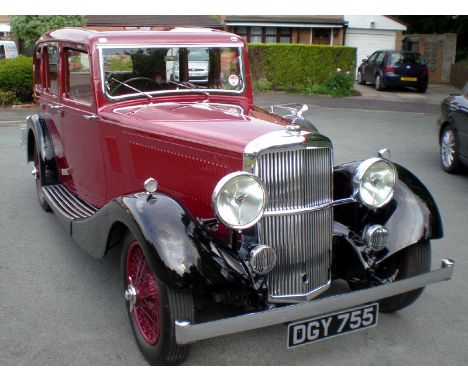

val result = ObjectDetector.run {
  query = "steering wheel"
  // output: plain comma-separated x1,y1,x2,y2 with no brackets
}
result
109,76,162,95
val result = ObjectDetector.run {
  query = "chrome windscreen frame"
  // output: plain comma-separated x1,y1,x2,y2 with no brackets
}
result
97,43,247,102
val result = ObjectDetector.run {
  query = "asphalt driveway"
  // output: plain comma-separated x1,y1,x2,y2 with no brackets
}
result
0,90,467,365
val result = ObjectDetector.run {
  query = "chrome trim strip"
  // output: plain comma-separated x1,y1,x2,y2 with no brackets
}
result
262,197,355,217
175,260,454,344
42,185,97,221
243,130,332,174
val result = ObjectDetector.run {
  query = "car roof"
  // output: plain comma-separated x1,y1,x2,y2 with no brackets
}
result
374,50,422,55
38,27,244,47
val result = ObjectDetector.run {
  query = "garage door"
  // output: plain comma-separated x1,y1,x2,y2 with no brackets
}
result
345,29,396,74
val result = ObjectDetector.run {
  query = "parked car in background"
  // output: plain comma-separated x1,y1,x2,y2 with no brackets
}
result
438,83,468,173
171,47,209,83
357,50,429,93
22,28,453,365
0,40,18,59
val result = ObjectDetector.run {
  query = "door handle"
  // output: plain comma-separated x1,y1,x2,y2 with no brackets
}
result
49,104,64,110
83,114,98,121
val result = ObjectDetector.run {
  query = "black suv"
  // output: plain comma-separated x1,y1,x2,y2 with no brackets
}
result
357,50,429,93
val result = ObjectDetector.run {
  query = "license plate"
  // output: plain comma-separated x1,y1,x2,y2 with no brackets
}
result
287,303,378,348
401,76,417,81
189,72,206,77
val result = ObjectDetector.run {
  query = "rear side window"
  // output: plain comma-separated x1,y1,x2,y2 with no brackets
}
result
390,53,426,65
65,49,92,104
375,52,385,64
45,44,59,95
34,47,42,92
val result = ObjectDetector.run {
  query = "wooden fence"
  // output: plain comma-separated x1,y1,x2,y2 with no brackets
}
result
450,63,468,89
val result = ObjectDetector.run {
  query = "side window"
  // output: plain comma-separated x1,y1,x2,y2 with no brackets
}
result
375,52,385,64
44,44,59,95
34,46,42,93
65,49,93,104
367,52,378,63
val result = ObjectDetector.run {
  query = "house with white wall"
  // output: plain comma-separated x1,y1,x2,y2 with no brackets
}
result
344,16,407,72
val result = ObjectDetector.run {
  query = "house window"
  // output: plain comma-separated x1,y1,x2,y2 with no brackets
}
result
234,26,293,44
235,26,247,40
265,27,277,43
250,27,262,43
279,28,292,43
312,28,331,45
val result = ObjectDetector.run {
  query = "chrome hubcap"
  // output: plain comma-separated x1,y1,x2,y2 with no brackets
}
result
124,277,138,312
441,130,455,167
376,76,381,89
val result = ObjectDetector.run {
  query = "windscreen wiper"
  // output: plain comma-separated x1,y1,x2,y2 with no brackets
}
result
107,76,153,100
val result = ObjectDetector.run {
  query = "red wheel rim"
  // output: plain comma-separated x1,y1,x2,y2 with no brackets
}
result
126,241,161,345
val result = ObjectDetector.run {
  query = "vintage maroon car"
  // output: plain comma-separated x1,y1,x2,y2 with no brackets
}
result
22,28,454,365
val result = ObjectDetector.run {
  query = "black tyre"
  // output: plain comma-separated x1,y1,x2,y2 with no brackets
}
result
33,146,51,212
121,233,193,365
357,70,365,85
379,241,431,313
375,73,385,91
416,85,427,93
440,126,463,173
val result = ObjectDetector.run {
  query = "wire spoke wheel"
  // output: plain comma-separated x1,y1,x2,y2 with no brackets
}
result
121,234,194,365
126,241,161,345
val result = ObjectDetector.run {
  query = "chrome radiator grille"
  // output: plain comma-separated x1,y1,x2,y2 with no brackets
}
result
256,147,333,302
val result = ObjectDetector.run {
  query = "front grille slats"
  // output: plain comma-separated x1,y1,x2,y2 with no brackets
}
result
255,147,333,302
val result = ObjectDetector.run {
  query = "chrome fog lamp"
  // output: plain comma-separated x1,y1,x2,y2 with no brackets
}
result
363,225,389,251
212,171,266,230
353,158,397,209
250,245,277,275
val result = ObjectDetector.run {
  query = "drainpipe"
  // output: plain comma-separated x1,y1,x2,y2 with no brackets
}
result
343,21,348,45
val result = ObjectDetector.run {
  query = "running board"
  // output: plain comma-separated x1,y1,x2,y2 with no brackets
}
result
42,185,98,221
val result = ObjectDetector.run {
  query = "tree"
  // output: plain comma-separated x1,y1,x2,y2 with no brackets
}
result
394,16,468,62
10,15,86,46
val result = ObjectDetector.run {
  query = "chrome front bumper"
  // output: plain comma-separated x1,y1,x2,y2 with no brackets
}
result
175,259,454,344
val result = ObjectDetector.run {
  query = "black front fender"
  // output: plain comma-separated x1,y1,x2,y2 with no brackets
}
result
71,192,248,290
333,161,443,262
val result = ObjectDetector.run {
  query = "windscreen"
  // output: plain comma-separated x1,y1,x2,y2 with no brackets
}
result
101,46,244,99
390,52,426,65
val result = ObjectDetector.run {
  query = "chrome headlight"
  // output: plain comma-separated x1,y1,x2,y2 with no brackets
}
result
353,158,397,208
212,171,266,230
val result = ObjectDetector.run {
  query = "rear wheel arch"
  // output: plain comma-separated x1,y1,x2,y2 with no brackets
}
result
27,128,36,163
439,122,454,143
26,115,59,183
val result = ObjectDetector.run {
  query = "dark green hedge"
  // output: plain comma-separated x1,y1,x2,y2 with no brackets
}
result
248,44,356,93
0,55,34,103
